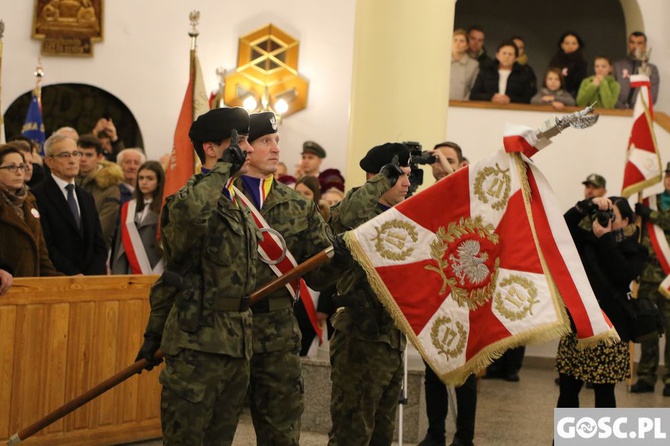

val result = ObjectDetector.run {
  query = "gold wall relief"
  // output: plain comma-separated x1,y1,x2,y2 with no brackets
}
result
32,0,103,56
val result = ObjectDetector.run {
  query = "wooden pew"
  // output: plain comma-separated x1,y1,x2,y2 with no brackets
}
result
0,275,162,446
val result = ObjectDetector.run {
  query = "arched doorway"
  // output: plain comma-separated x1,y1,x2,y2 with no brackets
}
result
3,83,143,148
454,0,629,79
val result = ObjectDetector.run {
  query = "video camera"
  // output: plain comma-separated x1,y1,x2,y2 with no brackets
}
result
404,141,439,197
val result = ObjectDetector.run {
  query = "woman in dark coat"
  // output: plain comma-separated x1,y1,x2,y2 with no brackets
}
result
557,196,647,407
548,31,588,98
470,40,536,104
0,143,61,277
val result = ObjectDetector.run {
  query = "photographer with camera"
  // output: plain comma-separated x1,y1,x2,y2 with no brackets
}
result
556,196,647,408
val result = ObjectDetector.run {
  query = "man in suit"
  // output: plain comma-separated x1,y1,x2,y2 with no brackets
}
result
31,134,107,275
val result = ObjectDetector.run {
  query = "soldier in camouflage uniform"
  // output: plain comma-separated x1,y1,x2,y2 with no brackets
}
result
235,112,343,445
631,163,670,397
328,143,412,446
136,107,260,445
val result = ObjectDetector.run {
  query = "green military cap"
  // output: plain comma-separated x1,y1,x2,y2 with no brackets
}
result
582,173,606,188
302,141,327,158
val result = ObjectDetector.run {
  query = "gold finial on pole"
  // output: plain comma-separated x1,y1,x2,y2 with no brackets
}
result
188,10,200,50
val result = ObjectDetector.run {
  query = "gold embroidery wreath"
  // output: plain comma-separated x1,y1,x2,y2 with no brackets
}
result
473,163,511,211
493,275,539,321
431,315,468,359
425,216,500,310
372,219,418,261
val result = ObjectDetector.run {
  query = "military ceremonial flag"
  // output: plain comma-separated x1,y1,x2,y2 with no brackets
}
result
344,125,618,384
21,90,46,155
621,75,662,198
162,39,209,202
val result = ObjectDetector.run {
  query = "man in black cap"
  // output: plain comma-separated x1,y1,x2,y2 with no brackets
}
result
582,173,607,199
328,142,411,445
136,107,260,445
299,140,327,178
631,161,670,397
234,112,343,444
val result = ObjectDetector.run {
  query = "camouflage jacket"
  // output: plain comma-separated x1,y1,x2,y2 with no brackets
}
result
235,177,337,353
639,193,670,284
145,162,259,358
329,174,406,350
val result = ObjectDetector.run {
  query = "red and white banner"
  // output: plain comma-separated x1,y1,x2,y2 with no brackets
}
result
162,48,209,203
120,201,165,275
344,127,617,384
643,196,670,298
621,75,662,198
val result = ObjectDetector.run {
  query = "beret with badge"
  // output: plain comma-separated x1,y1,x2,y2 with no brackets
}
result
249,112,278,143
188,107,250,143
359,142,411,173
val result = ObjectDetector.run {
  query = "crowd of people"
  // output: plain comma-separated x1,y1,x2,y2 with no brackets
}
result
452,26,660,111
0,26,667,446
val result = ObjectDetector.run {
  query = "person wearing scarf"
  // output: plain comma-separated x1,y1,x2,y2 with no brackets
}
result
0,143,61,277
548,31,588,98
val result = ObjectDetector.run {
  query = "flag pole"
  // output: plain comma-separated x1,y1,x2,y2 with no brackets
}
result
6,247,334,445
188,11,199,121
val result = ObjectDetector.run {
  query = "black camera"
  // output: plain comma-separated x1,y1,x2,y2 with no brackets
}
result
594,209,615,227
411,151,437,165
403,141,425,197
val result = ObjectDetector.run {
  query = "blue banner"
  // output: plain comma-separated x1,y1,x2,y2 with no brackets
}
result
21,92,46,156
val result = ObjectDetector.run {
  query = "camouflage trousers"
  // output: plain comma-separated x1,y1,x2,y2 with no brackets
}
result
328,331,403,446
249,308,304,446
159,348,250,446
636,282,670,385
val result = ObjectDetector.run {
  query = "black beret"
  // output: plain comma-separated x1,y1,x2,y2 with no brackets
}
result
249,112,278,143
359,142,411,173
188,107,249,143
302,141,326,158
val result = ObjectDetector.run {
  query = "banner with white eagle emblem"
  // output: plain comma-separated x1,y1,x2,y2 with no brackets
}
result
344,123,619,384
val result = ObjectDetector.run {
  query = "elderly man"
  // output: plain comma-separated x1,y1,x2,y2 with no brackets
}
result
613,31,660,109
31,134,107,275
116,148,146,205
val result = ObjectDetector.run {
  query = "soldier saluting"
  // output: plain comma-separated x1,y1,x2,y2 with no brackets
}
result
136,107,259,445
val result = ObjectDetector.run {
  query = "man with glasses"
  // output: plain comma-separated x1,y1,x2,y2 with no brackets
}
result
31,134,107,275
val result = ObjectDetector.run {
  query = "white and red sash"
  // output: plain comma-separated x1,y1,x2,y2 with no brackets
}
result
644,196,670,297
233,185,323,342
120,200,165,275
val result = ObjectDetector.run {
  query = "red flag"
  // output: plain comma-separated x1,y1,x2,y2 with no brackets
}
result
621,75,662,198
162,49,209,202
344,126,617,384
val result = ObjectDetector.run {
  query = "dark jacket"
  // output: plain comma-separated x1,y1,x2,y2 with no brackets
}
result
31,175,108,275
564,207,648,342
0,192,61,277
548,50,588,98
469,61,536,104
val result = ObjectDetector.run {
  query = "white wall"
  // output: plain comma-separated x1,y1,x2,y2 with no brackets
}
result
1,1,356,175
